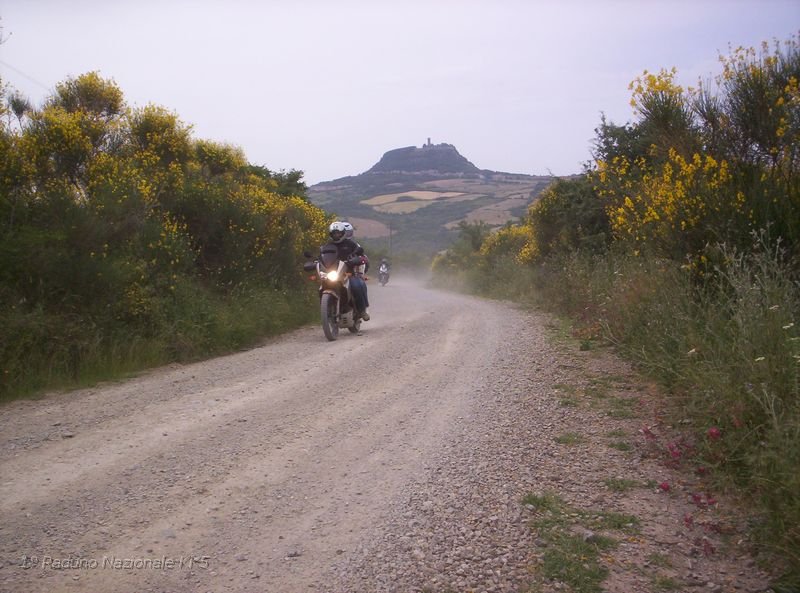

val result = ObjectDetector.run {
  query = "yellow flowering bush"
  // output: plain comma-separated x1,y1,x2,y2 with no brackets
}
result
128,104,192,166
628,67,683,114
593,36,800,262
53,71,124,118
1,71,328,398
194,139,247,177
26,106,94,190
604,149,741,258
479,224,534,265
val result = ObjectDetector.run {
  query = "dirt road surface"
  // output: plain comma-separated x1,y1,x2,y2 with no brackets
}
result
0,276,775,592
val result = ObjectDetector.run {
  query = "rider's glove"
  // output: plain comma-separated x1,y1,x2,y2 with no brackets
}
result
348,255,364,268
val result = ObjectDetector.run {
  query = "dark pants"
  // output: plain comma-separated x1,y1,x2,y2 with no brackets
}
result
349,276,369,312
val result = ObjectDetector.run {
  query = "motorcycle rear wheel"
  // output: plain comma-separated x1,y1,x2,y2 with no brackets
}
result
321,293,339,341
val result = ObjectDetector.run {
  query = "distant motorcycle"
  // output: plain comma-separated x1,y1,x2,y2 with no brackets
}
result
378,263,390,286
303,244,363,341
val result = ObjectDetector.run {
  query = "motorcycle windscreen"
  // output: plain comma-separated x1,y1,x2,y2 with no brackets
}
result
319,243,340,270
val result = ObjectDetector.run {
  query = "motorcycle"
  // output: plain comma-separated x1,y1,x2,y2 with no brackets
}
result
303,244,363,341
378,263,390,286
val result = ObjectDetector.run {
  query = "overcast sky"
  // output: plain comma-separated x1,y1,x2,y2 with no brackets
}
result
1,1,798,185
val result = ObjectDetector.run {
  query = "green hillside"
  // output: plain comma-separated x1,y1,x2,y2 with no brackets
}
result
307,141,559,255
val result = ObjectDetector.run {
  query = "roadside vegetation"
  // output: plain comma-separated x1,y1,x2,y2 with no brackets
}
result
523,491,639,593
0,72,329,399
432,38,799,582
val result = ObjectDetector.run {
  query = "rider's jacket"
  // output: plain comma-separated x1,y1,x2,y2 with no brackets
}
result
326,239,366,271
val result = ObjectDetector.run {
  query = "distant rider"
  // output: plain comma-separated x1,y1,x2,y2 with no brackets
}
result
378,257,390,285
327,221,370,321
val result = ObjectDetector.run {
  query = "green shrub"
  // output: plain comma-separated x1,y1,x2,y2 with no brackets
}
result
0,71,328,399
526,245,799,577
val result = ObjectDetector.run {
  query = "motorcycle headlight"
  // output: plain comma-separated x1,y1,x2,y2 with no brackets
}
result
326,270,339,282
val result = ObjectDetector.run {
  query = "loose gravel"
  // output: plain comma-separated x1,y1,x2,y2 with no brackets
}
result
0,278,777,593
323,303,775,593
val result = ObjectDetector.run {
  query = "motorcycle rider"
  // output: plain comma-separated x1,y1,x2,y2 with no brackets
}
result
341,221,369,276
378,257,390,284
327,221,370,321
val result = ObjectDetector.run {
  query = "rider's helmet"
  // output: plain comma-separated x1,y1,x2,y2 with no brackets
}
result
381,257,387,263
342,221,354,239
329,221,347,243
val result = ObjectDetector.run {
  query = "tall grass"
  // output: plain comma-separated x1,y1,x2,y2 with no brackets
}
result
0,280,317,400
506,245,799,578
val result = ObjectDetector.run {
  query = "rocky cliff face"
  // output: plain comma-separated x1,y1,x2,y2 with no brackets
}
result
365,142,481,175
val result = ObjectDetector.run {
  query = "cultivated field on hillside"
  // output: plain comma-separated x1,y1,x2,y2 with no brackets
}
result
308,171,557,253
355,178,551,227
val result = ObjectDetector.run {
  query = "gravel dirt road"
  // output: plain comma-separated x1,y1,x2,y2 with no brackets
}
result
0,276,776,592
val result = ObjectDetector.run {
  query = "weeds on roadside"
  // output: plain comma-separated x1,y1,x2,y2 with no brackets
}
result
603,477,641,492
523,491,641,593
435,221,799,578
522,243,800,578
0,282,317,400
651,574,681,591
554,432,586,445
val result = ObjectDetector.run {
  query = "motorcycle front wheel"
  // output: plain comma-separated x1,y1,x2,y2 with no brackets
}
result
320,293,339,341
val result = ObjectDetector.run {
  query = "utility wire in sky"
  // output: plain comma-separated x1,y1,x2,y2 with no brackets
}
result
0,59,52,94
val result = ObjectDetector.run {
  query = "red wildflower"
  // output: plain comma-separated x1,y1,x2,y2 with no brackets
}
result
640,425,657,440
707,426,722,440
